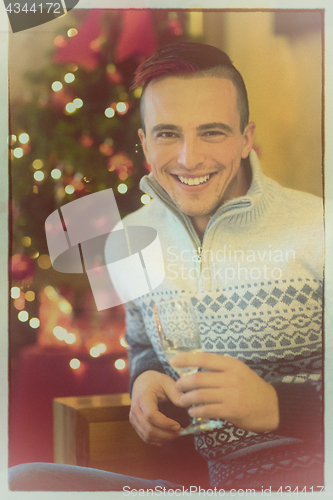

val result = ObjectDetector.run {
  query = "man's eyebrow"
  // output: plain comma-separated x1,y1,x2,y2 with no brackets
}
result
197,123,233,133
151,124,182,134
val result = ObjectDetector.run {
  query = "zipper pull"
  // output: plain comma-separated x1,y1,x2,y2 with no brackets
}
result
196,247,202,277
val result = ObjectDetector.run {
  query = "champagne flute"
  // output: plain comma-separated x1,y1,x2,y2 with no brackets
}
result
154,297,223,435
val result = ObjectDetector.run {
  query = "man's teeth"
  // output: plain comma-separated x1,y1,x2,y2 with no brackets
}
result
178,174,211,186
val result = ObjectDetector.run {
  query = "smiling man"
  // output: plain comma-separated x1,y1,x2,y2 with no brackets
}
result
122,42,324,490
9,42,324,492
138,76,254,238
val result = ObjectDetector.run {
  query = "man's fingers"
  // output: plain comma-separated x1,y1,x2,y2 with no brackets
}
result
176,372,223,393
188,403,224,421
170,351,237,372
179,388,225,408
130,404,181,444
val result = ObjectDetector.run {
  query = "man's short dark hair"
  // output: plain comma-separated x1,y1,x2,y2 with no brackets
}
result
133,42,249,133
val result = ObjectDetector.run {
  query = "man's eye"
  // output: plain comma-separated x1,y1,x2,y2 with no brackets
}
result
156,132,177,138
203,130,225,136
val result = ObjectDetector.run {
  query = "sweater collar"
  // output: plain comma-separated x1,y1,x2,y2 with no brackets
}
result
139,150,273,222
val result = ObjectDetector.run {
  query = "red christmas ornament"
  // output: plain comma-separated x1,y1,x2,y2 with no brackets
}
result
80,135,94,148
11,254,34,281
53,10,105,71
115,10,157,63
107,152,133,175
168,18,183,36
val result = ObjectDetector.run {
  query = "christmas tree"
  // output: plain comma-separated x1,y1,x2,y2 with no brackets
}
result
9,9,194,360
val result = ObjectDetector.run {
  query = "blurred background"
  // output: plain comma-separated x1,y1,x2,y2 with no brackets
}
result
8,9,323,467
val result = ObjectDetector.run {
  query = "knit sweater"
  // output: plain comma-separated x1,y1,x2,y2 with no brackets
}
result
106,151,324,488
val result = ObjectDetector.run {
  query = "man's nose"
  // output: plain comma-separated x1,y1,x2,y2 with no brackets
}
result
177,138,204,169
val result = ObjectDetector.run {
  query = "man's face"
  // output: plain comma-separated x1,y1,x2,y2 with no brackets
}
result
138,76,255,226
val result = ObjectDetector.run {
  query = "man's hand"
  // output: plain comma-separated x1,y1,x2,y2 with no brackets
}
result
171,352,279,433
130,370,185,446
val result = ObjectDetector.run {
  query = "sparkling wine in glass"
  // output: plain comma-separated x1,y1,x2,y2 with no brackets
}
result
154,297,223,435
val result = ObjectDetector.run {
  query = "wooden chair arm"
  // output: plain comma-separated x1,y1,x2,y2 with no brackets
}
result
53,393,209,488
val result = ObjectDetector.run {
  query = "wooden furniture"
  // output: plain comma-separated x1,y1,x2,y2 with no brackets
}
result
53,393,210,488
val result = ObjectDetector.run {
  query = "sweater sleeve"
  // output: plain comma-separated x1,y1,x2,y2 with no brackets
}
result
271,371,323,442
124,301,166,395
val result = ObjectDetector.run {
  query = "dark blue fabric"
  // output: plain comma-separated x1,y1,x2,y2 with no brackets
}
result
8,463,181,491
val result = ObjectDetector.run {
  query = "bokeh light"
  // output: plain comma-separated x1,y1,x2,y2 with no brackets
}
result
65,102,76,114
116,102,128,114
7,134,17,145
64,332,76,345
22,236,31,247
141,194,151,205
19,133,29,144
34,171,44,181
37,254,52,270
18,311,29,322
44,286,58,301
11,287,21,299
117,183,128,194
53,326,66,340
120,337,128,348
67,28,78,37
73,98,83,108
105,107,115,118
29,318,40,329
65,185,75,195
13,148,23,159
51,168,61,179
32,159,43,170
64,73,75,83
52,81,63,92
115,359,126,370
70,358,81,370
25,290,35,302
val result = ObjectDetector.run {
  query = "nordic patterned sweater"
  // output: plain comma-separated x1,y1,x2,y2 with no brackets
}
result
106,151,324,489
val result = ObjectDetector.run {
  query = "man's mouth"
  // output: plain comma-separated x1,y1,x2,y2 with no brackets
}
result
177,174,211,186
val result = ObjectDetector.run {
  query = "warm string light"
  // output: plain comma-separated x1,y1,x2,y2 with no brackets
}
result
32,159,43,169
34,171,44,181
116,102,128,114
51,168,61,180
11,287,21,299
18,310,29,322
90,343,107,358
22,236,31,247
13,148,23,159
105,107,115,118
52,81,63,92
73,98,83,109
117,184,128,194
64,73,75,83
19,133,29,144
7,134,17,145
120,337,128,348
52,326,76,344
67,28,78,37
65,185,75,195
115,359,126,370
141,194,151,205
70,358,80,370
37,255,51,270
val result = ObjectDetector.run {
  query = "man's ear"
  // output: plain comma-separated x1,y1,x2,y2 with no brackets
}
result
138,128,148,161
241,121,256,159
